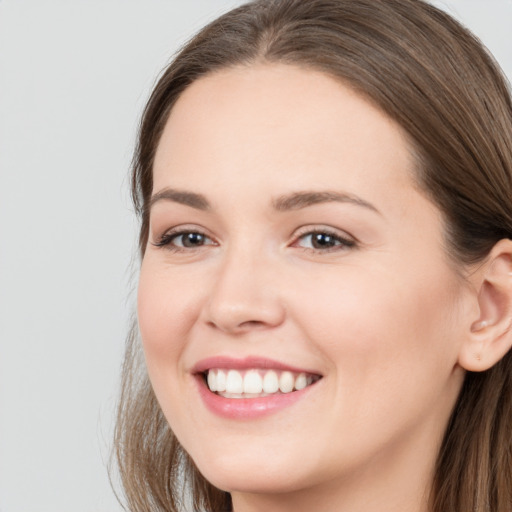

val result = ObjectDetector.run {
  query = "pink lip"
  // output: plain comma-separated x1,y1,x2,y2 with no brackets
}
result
194,375,318,419
191,355,319,375
191,356,322,420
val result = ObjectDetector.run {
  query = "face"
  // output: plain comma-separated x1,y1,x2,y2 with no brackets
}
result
138,64,470,503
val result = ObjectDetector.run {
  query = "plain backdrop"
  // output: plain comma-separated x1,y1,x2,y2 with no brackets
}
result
0,1,510,511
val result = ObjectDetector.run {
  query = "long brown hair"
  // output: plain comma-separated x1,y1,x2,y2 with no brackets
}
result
114,1,512,510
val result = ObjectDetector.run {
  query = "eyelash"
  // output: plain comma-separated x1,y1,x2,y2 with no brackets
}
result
152,229,216,251
152,227,357,253
292,228,356,253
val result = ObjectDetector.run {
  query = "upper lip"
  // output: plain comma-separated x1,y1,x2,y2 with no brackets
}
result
191,356,322,376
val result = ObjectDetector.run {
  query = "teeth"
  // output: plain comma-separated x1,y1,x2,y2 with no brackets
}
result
205,368,319,397
226,370,243,394
207,370,217,392
216,369,227,392
279,371,294,393
243,370,263,394
262,370,279,393
295,373,307,390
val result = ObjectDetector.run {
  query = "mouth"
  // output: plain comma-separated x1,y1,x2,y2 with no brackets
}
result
203,368,322,399
192,356,323,418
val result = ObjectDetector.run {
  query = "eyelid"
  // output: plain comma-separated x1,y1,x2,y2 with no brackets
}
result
293,224,357,240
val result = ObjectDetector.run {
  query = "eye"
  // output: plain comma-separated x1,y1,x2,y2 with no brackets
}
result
294,229,356,252
153,229,216,250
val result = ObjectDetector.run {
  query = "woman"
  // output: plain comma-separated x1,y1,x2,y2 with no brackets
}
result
114,0,512,511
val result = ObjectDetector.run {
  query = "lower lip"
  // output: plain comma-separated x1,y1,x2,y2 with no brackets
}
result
195,375,318,419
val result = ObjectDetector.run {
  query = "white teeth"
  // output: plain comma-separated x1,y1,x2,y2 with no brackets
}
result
207,370,217,392
216,369,227,392
279,371,294,393
205,368,320,396
225,369,244,394
262,370,279,393
243,370,263,394
295,373,307,390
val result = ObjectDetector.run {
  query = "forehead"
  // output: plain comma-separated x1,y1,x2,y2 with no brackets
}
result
152,63,417,207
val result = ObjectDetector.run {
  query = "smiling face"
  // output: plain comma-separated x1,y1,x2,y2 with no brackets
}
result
138,64,472,510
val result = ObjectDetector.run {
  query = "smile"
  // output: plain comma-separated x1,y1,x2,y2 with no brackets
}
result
205,368,321,398
193,357,323,419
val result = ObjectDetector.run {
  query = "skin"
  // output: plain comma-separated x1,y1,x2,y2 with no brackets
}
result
138,64,481,512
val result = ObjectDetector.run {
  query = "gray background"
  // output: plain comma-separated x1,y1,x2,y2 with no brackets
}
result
0,1,510,511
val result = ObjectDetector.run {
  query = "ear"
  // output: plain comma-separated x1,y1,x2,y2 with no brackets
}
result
458,239,512,372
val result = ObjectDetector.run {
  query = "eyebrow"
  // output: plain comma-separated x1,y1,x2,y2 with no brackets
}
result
272,190,381,214
149,188,380,215
149,188,210,211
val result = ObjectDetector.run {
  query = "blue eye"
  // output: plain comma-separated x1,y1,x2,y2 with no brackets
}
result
296,230,356,251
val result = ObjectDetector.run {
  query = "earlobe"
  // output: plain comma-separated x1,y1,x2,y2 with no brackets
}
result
458,239,512,372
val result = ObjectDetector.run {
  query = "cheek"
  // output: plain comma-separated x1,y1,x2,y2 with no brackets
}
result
291,263,462,396
137,259,199,371
136,259,210,432
283,265,465,465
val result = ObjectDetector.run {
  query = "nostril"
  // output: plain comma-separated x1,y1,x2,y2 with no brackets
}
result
240,320,266,328
206,314,283,334
206,320,258,334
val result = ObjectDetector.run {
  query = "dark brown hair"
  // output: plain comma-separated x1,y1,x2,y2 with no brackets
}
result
114,1,512,510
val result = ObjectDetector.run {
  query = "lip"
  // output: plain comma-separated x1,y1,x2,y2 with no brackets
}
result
192,356,322,420
191,355,320,375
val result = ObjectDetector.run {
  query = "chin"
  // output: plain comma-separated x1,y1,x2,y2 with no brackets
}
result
191,448,312,495
202,469,309,496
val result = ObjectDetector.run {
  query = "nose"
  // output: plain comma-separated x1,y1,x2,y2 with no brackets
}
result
202,248,286,334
